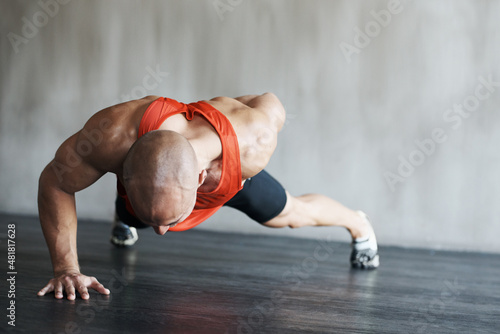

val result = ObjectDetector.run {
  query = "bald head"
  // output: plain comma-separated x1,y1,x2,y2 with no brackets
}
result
123,130,199,227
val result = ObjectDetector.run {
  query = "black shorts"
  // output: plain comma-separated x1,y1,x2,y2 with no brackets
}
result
224,170,288,223
115,170,287,227
115,195,150,229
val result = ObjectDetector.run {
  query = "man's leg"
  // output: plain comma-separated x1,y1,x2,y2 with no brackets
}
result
225,170,379,268
262,191,379,269
262,192,372,238
111,195,149,247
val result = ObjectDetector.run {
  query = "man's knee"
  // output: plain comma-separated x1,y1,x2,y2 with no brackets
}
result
262,195,315,229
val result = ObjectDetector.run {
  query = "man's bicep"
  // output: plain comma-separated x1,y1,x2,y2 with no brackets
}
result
43,132,106,194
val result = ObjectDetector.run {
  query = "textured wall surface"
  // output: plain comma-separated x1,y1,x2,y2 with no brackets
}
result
1,0,499,252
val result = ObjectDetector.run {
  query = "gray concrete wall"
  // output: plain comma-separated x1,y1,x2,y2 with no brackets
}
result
1,0,499,253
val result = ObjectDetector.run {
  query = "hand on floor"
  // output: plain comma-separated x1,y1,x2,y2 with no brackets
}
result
37,271,110,300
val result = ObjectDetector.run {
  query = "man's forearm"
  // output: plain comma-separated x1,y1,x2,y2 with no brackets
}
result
38,169,80,275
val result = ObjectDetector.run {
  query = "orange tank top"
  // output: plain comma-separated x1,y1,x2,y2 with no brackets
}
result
117,97,243,231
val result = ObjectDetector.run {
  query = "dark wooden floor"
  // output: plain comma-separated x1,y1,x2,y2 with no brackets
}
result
1,213,499,334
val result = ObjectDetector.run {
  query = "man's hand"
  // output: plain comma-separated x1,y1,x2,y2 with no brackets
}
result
37,271,110,300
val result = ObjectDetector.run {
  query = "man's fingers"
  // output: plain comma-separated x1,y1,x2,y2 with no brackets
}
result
54,281,64,299
65,282,76,300
89,277,110,295
37,282,54,296
39,273,108,300
76,283,90,300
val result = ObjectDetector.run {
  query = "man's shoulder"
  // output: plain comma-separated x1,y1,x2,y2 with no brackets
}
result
75,97,156,173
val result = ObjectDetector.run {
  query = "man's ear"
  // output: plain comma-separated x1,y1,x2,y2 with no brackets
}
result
198,169,208,187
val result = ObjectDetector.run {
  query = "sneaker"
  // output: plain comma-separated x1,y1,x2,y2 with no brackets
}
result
350,211,380,269
110,216,139,247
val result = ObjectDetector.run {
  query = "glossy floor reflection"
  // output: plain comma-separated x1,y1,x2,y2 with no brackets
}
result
1,213,499,334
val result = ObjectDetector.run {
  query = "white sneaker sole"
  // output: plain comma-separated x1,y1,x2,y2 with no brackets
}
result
110,226,139,247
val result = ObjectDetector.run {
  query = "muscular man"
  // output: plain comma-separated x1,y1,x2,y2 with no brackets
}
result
37,93,379,301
